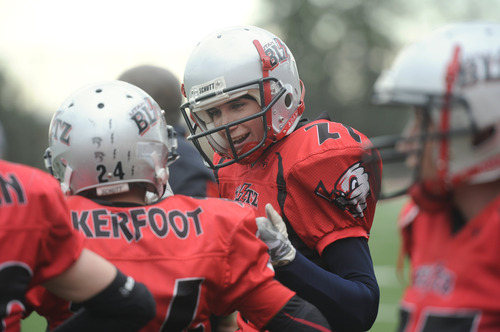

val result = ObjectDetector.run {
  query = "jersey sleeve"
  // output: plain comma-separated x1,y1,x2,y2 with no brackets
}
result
284,122,382,254
28,167,85,285
396,199,420,260
218,205,295,329
0,162,84,332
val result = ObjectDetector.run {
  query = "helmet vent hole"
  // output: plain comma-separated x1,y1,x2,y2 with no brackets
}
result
95,89,102,93
126,94,133,98
98,103,105,109
284,93,293,108
472,126,495,147
68,103,74,108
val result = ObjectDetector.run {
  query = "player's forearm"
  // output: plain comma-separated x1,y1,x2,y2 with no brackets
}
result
264,295,331,332
274,250,379,331
52,270,156,332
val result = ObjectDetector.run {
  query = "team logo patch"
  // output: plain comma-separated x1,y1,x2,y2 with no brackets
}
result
234,183,258,207
414,264,455,296
315,162,371,218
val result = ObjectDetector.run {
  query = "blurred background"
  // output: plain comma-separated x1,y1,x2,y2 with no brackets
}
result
1,0,498,331
2,0,500,169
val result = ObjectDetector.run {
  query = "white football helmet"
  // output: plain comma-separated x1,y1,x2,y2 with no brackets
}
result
371,21,500,198
45,81,178,197
181,26,305,169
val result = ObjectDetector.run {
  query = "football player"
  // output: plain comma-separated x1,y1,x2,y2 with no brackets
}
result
118,65,218,198
27,80,332,332
0,159,155,332
370,21,500,331
181,26,382,331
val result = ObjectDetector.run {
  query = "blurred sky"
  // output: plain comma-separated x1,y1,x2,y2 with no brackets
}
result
1,0,499,120
0,0,259,118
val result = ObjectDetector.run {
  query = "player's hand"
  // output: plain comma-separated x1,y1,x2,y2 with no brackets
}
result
256,203,296,266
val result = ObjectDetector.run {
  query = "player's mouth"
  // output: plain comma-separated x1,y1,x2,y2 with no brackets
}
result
231,133,250,149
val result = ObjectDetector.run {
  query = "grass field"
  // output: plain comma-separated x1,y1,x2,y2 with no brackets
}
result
369,197,407,332
21,198,408,332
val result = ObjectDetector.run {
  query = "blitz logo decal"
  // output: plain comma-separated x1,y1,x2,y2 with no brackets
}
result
460,48,500,86
130,97,160,136
234,183,258,207
263,38,290,68
51,118,72,146
315,162,370,218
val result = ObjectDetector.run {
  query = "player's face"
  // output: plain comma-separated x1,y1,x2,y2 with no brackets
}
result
398,108,438,181
205,96,265,153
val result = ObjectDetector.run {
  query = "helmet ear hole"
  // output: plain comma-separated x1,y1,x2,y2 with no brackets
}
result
472,125,495,147
284,93,293,108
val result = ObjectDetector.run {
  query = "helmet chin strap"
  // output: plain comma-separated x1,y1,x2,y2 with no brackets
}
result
151,150,168,197
416,45,461,197
43,148,54,176
61,165,74,196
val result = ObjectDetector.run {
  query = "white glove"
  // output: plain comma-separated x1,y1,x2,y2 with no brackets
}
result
256,203,296,266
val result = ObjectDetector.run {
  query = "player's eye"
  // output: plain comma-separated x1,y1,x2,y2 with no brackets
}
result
206,108,221,119
230,102,245,110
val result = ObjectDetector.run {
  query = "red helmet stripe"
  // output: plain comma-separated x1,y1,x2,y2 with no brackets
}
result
439,45,461,183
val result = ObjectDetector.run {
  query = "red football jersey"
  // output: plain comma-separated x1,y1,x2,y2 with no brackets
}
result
27,194,294,331
214,119,382,254
397,192,500,331
0,160,84,332
214,119,381,332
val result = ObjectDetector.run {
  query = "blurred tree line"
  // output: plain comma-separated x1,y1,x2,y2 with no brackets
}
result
0,68,49,169
254,0,500,137
255,0,401,137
